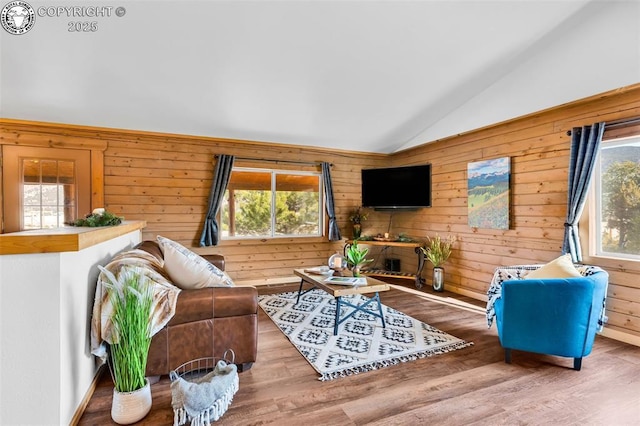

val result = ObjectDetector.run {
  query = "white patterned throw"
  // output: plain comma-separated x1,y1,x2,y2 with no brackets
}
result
259,289,473,380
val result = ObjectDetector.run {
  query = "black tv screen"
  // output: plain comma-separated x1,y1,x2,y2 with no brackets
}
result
361,164,431,210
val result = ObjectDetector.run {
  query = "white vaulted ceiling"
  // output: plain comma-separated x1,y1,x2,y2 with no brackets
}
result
1,0,639,153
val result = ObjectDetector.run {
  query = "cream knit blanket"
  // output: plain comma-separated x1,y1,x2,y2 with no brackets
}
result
90,248,181,360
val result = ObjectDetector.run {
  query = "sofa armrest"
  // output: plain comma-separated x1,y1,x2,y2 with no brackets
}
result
202,254,225,271
168,286,257,326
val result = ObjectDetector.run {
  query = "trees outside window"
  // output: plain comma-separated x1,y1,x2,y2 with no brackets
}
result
220,168,322,239
595,135,640,258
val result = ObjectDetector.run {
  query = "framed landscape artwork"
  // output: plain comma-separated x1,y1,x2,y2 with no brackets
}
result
467,157,510,229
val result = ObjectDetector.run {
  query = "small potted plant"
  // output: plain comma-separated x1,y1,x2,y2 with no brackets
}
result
99,265,154,425
349,207,368,239
420,234,456,291
345,240,373,277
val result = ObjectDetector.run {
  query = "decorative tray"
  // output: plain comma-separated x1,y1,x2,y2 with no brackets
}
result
304,266,334,276
373,237,397,242
324,276,367,286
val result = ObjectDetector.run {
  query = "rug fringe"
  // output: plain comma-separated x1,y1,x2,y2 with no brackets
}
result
319,341,474,381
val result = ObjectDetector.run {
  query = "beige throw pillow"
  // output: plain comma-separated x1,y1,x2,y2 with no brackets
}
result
157,235,234,289
525,254,581,279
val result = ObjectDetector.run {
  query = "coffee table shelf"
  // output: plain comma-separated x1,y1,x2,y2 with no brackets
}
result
344,240,426,288
362,269,417,280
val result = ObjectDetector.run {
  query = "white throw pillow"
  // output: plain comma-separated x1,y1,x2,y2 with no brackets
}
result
157,235,234,289
525,254,581,279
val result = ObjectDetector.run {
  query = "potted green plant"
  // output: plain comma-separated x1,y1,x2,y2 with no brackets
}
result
420,234,456,292
345,240,373,277
99,265,154,425
349,207,368,239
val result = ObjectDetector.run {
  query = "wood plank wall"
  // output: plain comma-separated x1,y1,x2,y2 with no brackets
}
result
388,84,640,341
1,83,639,341
0,121,387,283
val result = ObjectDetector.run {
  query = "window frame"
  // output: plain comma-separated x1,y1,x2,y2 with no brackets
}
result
2,146,92,233
587,132,640,262
220,166,325,240
0,121,107,235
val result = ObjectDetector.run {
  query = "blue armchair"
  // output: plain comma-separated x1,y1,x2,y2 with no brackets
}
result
493,267,608,370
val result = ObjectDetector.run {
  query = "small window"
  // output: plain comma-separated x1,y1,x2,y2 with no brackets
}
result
22,159,77,229
220,168,323,239
2,146,91,233
592,131,640,259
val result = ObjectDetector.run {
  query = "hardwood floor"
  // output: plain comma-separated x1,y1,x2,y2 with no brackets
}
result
79,283,640,425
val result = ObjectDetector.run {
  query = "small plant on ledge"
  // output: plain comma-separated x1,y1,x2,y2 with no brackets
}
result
68,208,124,227
349,207,368,225
349,207,368,239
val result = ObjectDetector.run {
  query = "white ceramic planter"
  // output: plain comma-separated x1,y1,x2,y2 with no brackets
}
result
111,379,152,425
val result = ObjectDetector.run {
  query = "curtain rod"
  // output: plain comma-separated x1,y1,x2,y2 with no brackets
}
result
215,155,331,167
566,116,640,136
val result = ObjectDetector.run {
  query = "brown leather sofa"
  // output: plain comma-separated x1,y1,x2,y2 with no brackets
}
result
134,241,258,375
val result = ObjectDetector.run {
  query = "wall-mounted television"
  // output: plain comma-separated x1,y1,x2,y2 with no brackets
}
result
361,164,431,210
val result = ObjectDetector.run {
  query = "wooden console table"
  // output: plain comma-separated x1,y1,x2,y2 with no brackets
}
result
344,239,426,288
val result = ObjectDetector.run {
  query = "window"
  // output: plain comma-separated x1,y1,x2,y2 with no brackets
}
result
592,128,640,259
220,168,323,239
2,146,91,233
22,159,76,229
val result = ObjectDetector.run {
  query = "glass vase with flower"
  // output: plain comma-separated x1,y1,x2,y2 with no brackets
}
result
349,207,368,239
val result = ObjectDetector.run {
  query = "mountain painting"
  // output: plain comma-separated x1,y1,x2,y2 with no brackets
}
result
467,157,510,229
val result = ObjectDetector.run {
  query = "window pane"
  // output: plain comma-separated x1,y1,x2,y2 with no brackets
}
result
23,206,41,229
41,160,58,184
223,171,273,238
233,190,272,236
275,174,320,236
22,159,40,183
598,138,640,257
23,184,41,206
41,205,58,228
41,185,58,206
61,184,76,207
58,161,75,184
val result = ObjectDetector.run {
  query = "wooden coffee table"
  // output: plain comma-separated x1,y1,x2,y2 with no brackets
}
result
293,269,390,335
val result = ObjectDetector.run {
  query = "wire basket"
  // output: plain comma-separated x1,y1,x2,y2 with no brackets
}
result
169,349,239,425
171,349,236,382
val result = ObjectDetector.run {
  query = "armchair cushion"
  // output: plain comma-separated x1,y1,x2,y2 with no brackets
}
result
524,254,581,279
158,235,234,289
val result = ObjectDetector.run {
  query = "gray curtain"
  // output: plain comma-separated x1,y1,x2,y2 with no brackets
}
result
322,162,341,241
200,155,234,246
562,123,605,262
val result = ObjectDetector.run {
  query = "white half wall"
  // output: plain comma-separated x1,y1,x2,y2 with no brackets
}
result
0,230,141,425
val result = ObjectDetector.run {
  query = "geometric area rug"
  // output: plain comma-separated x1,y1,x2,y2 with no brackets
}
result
258,289,473,381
